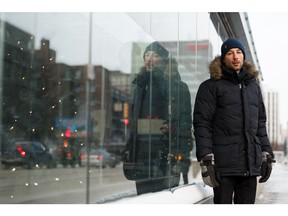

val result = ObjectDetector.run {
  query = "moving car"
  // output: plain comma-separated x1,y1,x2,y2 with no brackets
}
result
79,147,119,168
1,140,57,169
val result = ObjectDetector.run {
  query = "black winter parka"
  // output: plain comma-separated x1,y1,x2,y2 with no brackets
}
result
193,56,274,177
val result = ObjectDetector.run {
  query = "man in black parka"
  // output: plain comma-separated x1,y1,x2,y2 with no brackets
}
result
193,38,275,204
123,41,193,195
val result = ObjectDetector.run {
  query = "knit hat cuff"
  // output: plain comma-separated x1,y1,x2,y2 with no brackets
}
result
221,38,246,61
143,41,169,62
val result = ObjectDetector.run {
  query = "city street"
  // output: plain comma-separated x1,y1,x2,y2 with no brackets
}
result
0,164,135,204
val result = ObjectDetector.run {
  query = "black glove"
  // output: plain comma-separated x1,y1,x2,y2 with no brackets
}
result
259,152,276,183
200,155,220,188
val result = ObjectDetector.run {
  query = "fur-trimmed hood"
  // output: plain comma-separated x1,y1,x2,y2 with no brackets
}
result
209,56,259,80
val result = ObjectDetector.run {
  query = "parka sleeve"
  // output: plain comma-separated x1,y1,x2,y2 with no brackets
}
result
256,86,274,157
193,80,218,161
175,82,193,153
124,86,138,151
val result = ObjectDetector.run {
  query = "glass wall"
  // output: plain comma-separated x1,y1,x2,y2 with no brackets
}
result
0,12,222,204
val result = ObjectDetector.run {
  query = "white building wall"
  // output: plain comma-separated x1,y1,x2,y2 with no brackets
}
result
264,87,280,147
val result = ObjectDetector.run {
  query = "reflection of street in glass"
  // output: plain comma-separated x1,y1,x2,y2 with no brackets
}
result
0,165,133,204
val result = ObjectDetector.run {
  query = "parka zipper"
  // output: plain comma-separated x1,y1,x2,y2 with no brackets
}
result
239,81,252,176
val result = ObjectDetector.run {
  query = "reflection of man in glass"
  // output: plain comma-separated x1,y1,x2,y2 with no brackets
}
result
123,41,193,195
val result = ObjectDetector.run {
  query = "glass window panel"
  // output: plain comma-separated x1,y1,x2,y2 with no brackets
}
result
0,12,225,204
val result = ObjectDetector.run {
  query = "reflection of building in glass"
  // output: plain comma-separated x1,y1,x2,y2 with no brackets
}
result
2,21,40,142
36,38,130,153
109,71,131,146
1,20,130,155
161,41,213,103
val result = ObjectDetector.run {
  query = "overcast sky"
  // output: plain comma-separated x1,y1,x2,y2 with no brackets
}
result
248,12,288,128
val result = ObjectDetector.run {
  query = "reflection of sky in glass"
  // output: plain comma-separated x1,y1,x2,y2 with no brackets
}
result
2,12,90,65
1,12,220,74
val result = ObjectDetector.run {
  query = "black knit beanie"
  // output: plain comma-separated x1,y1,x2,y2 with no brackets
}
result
143,41,169,63
221,38,246,62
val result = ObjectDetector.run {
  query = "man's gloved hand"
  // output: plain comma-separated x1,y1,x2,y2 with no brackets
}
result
200,154,220,188
259,152,276,183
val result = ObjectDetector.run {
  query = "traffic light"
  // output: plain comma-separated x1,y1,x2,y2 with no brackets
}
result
123,119,129,125
123,102,129,119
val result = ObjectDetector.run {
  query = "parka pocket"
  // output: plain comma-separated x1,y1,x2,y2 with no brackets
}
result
251,136,262,168
213,136,239,168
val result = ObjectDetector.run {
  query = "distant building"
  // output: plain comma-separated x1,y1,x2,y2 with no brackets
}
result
264,87,280,150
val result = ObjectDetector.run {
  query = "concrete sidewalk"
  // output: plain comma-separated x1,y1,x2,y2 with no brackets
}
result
109,182,213,204
106,161,283,204
256,162,288,204
108,161,214,204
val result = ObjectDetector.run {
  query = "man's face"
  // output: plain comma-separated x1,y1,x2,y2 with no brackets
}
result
223,48,244,73
144,51,164,71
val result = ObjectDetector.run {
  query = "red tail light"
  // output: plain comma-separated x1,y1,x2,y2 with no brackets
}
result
79,153,86,159
17,147,26,157
98,154,103,161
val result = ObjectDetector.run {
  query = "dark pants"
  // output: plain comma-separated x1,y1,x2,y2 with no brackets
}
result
213,176,257,204
134,136,169,195
181,157,191,184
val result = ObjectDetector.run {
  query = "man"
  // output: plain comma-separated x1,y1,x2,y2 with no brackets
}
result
123,41,193,195
193,38,275,204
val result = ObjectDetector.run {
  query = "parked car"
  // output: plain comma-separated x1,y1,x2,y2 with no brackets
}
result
79,147,119,168
1,140,57,169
